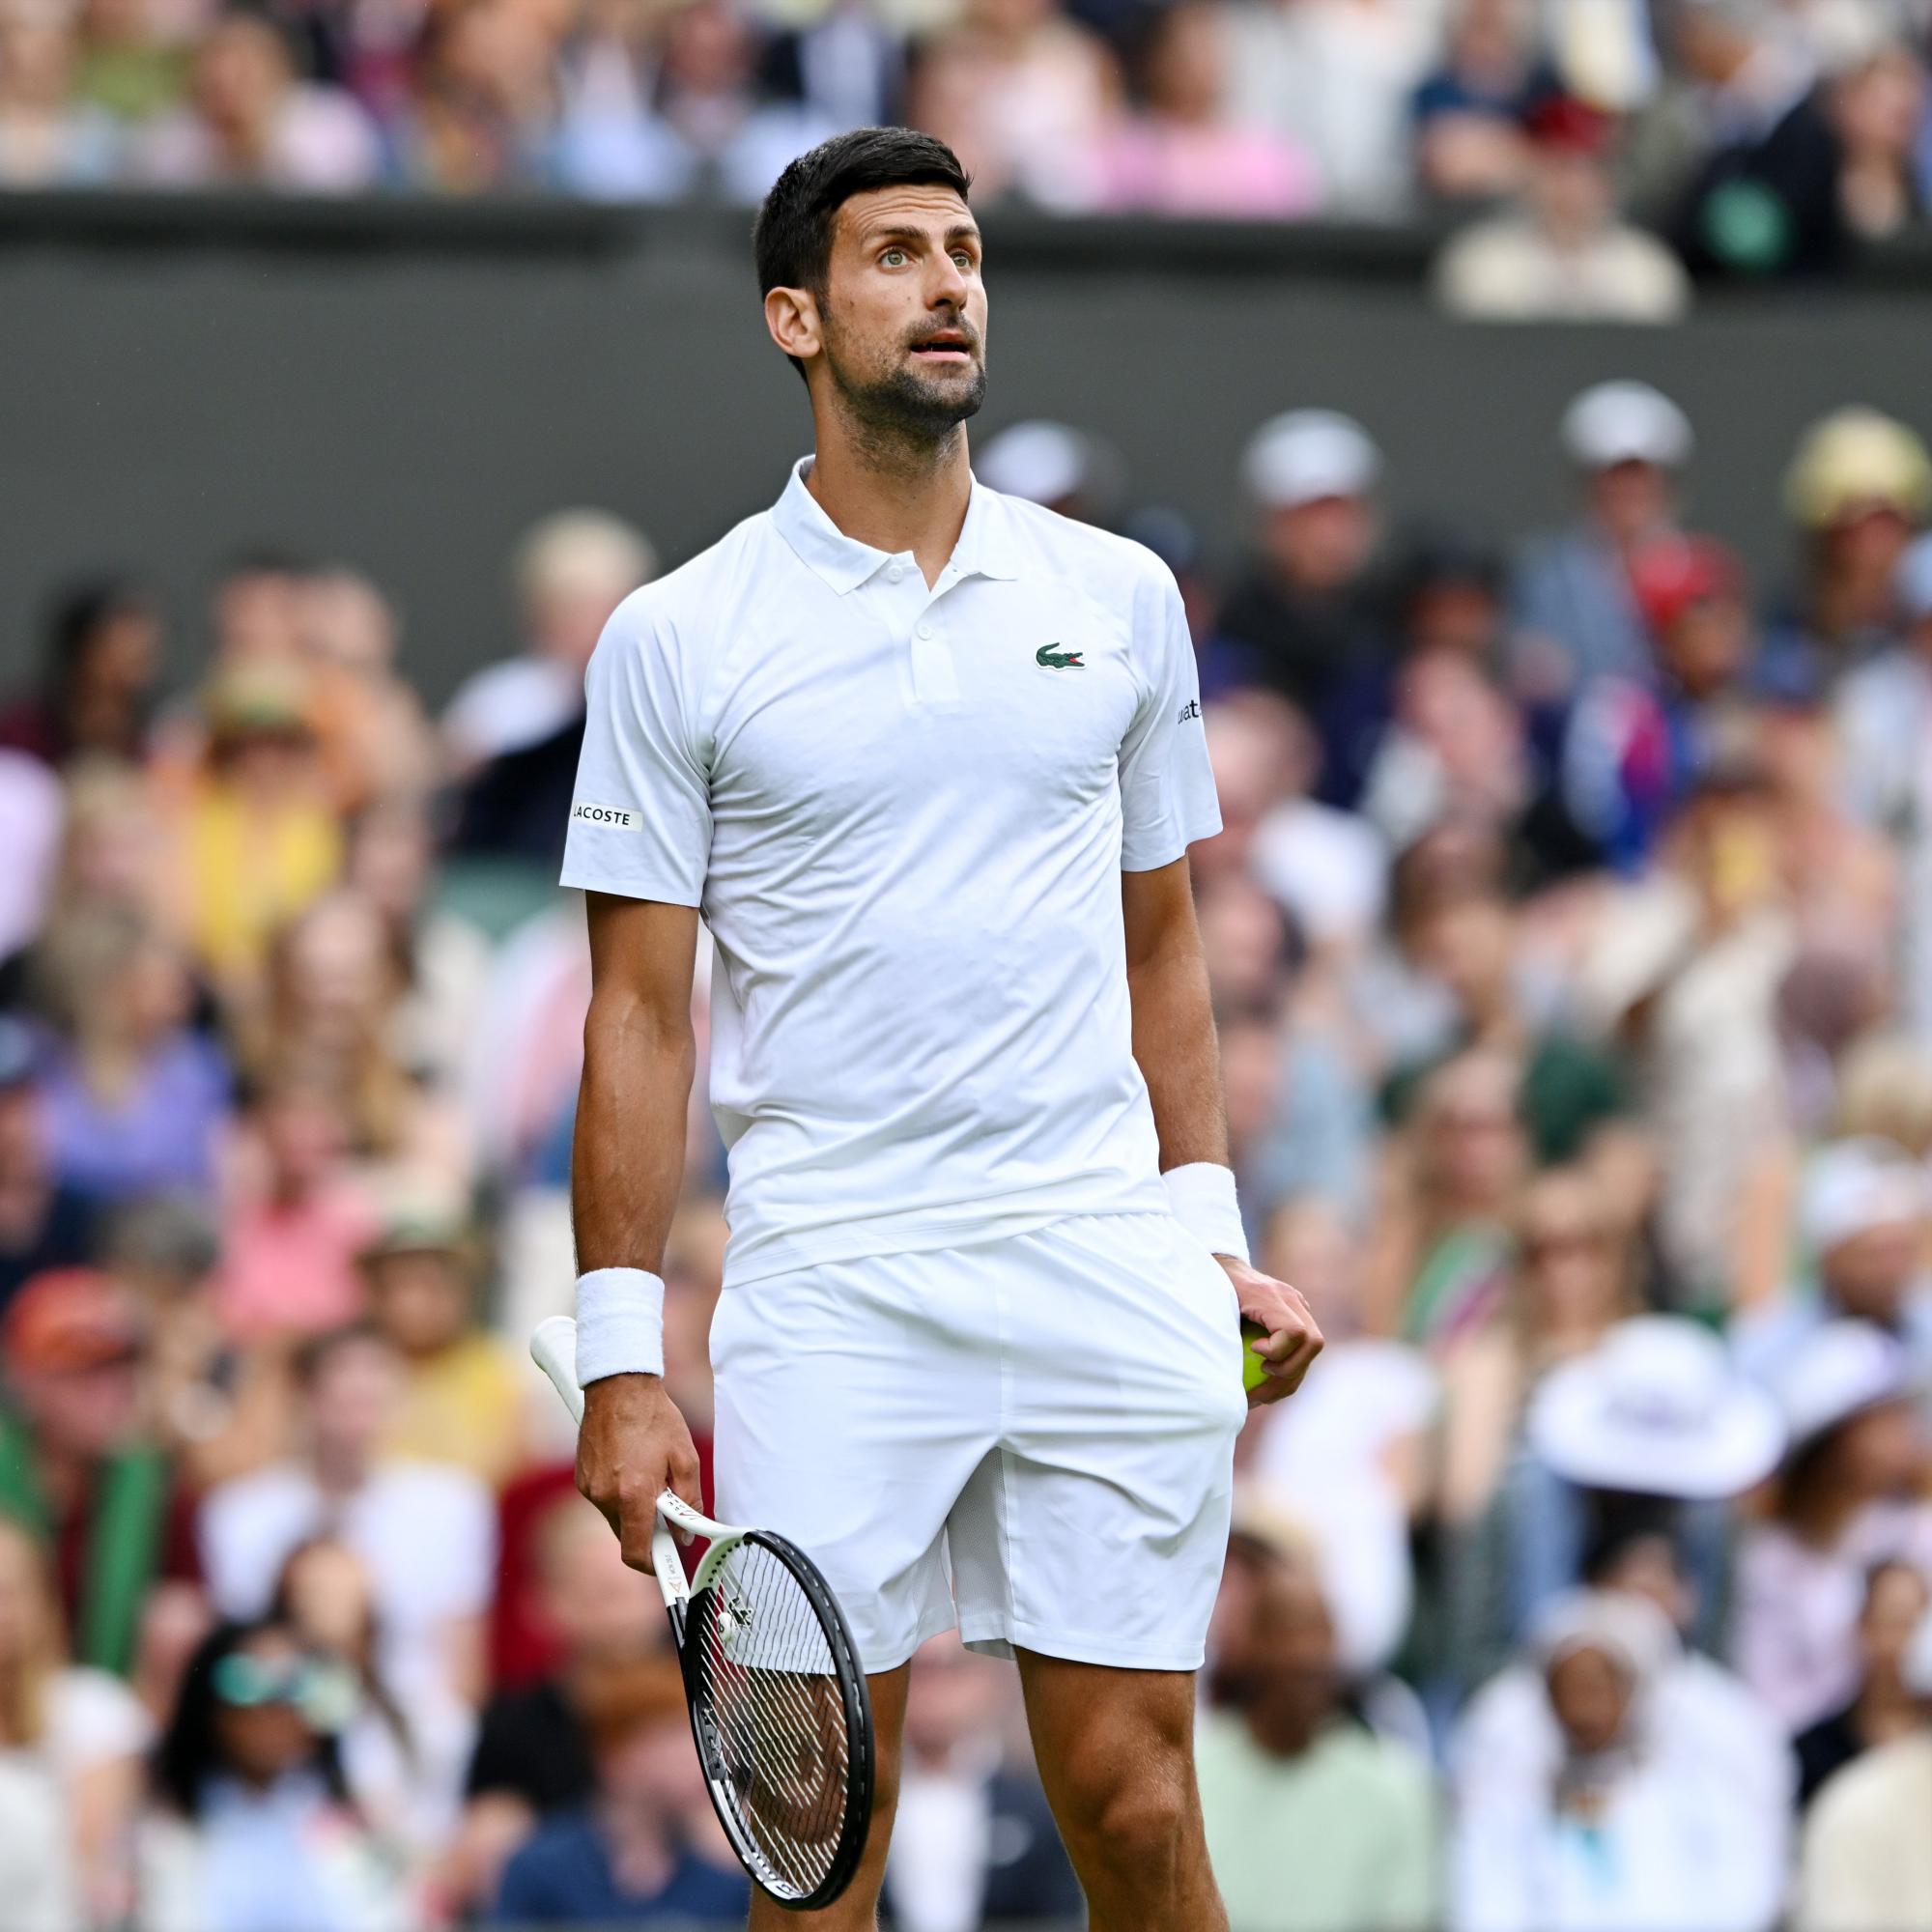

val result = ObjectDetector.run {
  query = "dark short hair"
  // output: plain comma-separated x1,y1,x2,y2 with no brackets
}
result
753,128,971,377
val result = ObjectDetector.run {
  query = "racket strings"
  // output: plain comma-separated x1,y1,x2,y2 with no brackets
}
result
691,1540,855,1896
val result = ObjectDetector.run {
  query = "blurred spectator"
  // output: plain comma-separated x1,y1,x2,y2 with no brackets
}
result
239,890,473,1197
0,1018,98,1314
883,1633,1083,1926
343,797,490,1078
1412,0,1552,205
1676,31,1928,279
487,1652,749,1924
292,567,436,817
134,7,383,189
213,1070,374,1343
1793,1556,1931,1806
906,0,1117,210
1734,1136,1932,1398
1734,1320,1932,1732
1764,404,1932,693
1198,1526,1439,1931
1244,1202,1435,1675
1362,1046,1526,1350
1577,762,1796,1311
0,0,118,185
1209,410,1391,780
1221,0,1437,217
443,509,653,865
976,418,1124,523
1795,1596,1932,1932
454,1493,665,1911
271,1536,476,1855
1358,645,1530,850
1518,1317,1784,1663
71,0,191,127
197,1324,497,1713
557,0,842,202
0,578,161,768
171,664,342,1000
28,905,228,1206
1456,1520,1794,1929
359,1205,529,1488
1435,1168,1636,1540
1379,884,1641,1184
0,1514,153,1923
1556,533,1758,869
139,1614,413,1930
135,8,381,189
1435,96,1691,322
1207,692,1387,960
1452,1590,1783,1932
1094,0,1319,218
0,1267,201,1677
1511,380,1695,697
397,0,563,195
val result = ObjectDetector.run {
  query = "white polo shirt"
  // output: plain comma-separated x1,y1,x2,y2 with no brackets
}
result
561,457,1220,1287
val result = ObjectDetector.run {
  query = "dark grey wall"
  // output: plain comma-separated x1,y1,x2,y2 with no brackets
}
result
4,195,1929,702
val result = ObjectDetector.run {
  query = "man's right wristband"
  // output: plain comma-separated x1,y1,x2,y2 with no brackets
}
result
573,1267,667,1384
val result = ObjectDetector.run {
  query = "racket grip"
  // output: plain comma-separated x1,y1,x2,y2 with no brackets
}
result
530,1315,585,1424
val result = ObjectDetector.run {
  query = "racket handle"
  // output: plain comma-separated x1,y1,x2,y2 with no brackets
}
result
529,1315,585,1424
529,1315,735,1550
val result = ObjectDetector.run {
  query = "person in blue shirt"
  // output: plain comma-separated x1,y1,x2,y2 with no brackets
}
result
490,1655,749,1926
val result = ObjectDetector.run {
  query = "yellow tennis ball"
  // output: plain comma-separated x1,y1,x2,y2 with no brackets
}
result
1241,1320,1270,1393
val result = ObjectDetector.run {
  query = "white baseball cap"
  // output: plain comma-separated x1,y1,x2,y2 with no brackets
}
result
1561,382,1695,472
1243,411,1381,509
1776,1320,1916,1453
978,420,1095,508
1801,1137,1926,1257
1528,1317,1785,1500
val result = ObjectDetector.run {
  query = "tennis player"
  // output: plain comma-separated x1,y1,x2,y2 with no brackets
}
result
560,127,1322,1930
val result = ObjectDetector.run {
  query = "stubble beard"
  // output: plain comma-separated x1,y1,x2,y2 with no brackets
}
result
821,314,987,470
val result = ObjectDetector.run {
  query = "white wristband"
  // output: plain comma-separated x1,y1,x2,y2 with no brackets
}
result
573,1267,666,1384
1162,1163,1250,1264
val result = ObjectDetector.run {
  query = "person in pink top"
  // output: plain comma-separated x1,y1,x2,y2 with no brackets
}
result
1096,1,1320,220
215,1073,375,1344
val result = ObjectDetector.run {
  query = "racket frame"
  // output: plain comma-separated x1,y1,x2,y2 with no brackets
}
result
529,1314,876,1911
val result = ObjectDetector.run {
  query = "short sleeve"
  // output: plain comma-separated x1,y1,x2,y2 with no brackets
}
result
1119,564,1221,870
558,604,710,904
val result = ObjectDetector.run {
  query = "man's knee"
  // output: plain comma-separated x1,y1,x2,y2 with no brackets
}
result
1054,1733,1197,1873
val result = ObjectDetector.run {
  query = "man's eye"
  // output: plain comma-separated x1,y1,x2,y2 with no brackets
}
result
881,248,907,267
952,251,975,270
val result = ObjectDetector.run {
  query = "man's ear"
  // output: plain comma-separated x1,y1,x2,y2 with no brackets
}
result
764,286,822,366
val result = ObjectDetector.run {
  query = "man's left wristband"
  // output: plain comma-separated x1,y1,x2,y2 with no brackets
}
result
573,1268,667,1384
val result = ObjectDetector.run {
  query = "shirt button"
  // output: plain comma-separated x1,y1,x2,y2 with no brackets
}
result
916,622,933,639
887,563,904,582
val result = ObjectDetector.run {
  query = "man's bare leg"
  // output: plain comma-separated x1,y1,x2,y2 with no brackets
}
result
1016,1649,1229,1932
746,1662,909,1932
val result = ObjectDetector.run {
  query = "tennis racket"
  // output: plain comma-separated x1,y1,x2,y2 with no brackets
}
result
529,1314,874,1912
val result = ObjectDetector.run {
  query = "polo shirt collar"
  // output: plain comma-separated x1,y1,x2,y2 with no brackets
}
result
771,456,1020,594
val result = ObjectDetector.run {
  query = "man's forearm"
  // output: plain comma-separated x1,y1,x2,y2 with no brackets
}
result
1126,917,1230,1173
571,992,696,1276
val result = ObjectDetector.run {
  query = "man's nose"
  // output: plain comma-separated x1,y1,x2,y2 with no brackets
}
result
929,253,969,307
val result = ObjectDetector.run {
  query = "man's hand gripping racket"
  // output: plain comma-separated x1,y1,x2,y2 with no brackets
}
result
530,1315,875,1912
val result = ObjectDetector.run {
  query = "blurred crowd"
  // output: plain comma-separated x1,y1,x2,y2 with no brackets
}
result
3,376,1932,1931
0,0,1930,288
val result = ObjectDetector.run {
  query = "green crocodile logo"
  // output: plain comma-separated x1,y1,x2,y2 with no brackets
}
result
1036,643,1085,669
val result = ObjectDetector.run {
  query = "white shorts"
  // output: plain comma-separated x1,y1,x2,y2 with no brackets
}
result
709,1209,1247,1674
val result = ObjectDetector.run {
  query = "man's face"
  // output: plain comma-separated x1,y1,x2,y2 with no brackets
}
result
1823,1219,1918,1321
810,185,987,437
